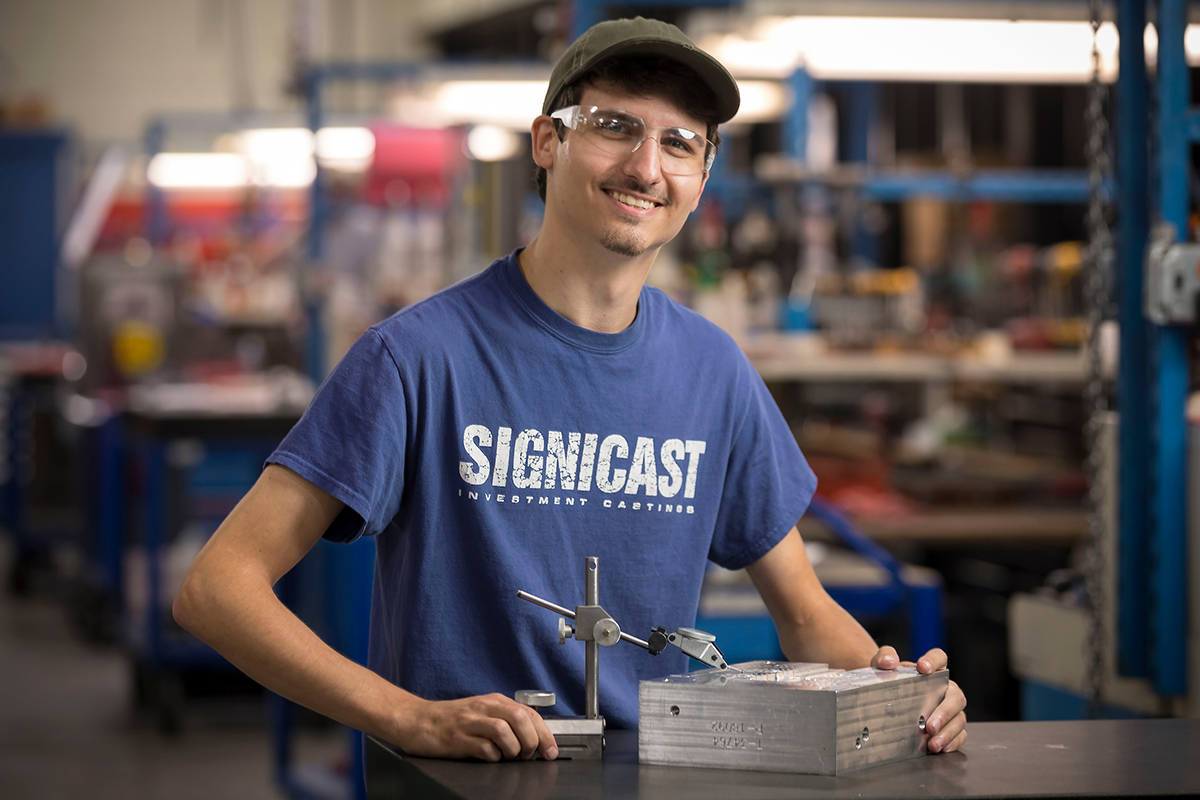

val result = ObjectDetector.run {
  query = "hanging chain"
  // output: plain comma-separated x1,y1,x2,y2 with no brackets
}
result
1082,0,1113,718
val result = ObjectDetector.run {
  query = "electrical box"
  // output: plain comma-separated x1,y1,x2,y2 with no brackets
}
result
1145,227,1200,324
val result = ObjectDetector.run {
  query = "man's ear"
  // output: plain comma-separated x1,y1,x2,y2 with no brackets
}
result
690,170,710,213
531,115,559,169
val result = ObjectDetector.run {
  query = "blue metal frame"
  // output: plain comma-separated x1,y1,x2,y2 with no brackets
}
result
569,0,737,39
2,380,29,561
842,82,881,266
0,131,71,341
1115,0,1152,680
90,412,126,611
143,120,169,247
861,171,1099,203
0,377,13,538
784,68,813,160
1151,0,1191,698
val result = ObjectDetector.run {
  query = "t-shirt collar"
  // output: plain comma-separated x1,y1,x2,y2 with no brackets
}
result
499,249,646,353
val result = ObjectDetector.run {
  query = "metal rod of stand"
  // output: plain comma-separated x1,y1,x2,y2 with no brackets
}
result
585,557,599,720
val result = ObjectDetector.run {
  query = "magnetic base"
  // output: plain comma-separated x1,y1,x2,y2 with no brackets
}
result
545,716,605,760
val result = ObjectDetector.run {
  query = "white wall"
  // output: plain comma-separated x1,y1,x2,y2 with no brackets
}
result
0,0,528,143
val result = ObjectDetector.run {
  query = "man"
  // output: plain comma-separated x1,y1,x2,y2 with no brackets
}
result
175,17,966,764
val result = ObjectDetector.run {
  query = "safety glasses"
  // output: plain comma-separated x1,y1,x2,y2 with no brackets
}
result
550,105,716,176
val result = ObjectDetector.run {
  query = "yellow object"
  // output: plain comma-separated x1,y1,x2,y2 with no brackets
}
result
849,267,920,295
1049,318,1087,346
112,321,165,376
1046,242,1083,282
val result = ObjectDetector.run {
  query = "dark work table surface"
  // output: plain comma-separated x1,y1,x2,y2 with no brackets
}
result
366,719,1200,800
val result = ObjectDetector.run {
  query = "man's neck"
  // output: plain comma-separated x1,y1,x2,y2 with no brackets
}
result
518,228,658,334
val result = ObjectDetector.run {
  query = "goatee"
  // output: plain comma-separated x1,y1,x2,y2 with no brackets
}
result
600,227,647,257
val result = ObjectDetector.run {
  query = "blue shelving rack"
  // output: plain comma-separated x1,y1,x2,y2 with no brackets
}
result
1129,0,1190,699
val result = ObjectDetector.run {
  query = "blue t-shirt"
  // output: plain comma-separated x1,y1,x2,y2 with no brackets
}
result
268,251,816,729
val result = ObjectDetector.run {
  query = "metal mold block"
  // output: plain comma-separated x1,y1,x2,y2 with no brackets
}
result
639,661,948,775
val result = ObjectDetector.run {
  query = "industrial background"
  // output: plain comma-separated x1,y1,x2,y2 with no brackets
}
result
1,0,1197,798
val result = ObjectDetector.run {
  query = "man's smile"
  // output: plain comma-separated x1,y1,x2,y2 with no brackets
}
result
602,186,666,213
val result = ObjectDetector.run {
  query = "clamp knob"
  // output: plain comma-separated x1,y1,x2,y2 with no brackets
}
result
558,617,576,645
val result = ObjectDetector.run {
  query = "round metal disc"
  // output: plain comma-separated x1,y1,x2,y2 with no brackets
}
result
593,617,621,646
514,690,556,707
675,627,716,642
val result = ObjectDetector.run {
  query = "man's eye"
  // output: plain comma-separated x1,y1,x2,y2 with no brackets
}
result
663,134,700,155
593,115,637,136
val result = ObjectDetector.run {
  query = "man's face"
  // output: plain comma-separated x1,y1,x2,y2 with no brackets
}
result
538,82,710,259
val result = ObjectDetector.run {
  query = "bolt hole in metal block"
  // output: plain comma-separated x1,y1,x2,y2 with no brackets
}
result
639,661,948,775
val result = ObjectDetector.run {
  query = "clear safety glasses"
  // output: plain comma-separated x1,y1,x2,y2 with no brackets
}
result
550,105,716,176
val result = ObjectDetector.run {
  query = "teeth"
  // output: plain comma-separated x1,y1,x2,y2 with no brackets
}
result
610,191,655,210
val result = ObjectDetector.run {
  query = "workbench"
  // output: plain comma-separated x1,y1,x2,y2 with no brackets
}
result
364,719,1200,799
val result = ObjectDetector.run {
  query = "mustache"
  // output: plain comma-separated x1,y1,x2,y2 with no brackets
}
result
598,178,669,207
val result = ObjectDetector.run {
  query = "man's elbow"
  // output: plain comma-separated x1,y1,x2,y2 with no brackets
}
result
173,561,217,638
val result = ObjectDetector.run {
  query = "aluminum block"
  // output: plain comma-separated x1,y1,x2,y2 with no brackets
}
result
639,661,948,775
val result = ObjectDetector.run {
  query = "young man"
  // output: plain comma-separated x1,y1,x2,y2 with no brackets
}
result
175,17,966,764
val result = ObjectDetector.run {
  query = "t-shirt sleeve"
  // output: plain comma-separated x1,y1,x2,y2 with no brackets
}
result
267,328,407,543
707,355,817,570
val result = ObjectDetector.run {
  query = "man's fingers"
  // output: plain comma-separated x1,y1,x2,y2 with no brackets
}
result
942,729,968,753
473,737,503,762
927,680,967,736
503,702,559,760
925,679,966,754
870,646,900,670
420,694,562,762
472,715,524,760
529,706,559,760
916,648,948,673
493,703,547,759
928,711,966,753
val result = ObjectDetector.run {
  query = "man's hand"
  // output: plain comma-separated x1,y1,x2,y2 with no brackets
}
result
870,646,967,754
399,694,559,762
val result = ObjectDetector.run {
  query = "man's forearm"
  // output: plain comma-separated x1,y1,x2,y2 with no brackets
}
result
774,592,879,669
745,528,879,669
174,554,419,744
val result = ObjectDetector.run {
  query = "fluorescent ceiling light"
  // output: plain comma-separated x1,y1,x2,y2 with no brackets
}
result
1144,23,1200,67
237,128,316,187
467,125,522,161
702,17,1129,82
732,81,789,124
240,128,313,161
147,126,375,189
407,79,785,129
239,126,375,178
316,127,376,170
431,80,547,129
147,153,249,189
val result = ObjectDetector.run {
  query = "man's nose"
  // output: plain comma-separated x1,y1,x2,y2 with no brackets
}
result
624,137,663,184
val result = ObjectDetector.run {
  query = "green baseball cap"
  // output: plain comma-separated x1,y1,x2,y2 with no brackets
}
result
543,17,740,124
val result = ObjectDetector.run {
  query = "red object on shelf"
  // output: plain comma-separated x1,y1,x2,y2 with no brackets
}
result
361,125,463,209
